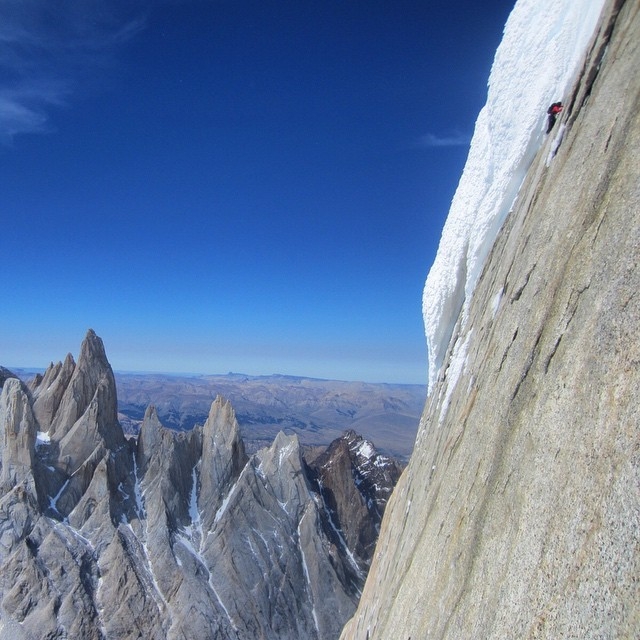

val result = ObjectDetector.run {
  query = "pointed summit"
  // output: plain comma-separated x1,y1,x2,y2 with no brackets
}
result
136,405,165,474
199,395,247,529
49,330,121,445
26,330,126,483
31,353,75,431
254,431,308,513
80,328,109,363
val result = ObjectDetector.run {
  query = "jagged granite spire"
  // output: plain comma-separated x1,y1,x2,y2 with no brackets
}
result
42,330,126,478
0,331,402,639
49,329,118,440
30,353,75,431
197,431,358,640
199,394,248,530
0,378,37,495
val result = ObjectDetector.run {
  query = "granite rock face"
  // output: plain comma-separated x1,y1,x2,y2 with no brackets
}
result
29,354,75,435
0,379,37,495
0,331,400,639
306,430,403,576
341,1,640,638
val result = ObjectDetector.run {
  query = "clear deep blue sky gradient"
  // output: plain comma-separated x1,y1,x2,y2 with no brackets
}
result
1,0,515,384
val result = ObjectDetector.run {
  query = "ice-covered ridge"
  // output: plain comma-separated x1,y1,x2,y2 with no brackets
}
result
422,0,607,393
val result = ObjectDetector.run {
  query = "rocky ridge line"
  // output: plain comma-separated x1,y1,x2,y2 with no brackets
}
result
0,330,401,639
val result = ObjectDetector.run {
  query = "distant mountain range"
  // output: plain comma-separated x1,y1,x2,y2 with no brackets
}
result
113,372,424,460
12,369,423,461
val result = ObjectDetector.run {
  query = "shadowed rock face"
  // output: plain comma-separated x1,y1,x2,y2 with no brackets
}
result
0,368,18,389
341,1,640,639
0,332,401,639
306,430,403,574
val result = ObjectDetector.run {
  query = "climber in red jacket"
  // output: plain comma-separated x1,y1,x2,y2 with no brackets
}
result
546,101,563,134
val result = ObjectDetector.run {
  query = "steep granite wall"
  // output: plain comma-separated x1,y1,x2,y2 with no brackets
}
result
341,0,639,638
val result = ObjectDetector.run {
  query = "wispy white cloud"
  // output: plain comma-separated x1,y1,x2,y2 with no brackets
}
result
417,130,471,148
0,0,146,142
0,80,71,140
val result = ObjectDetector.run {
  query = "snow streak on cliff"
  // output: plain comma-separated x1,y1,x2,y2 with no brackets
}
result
422,0,606,394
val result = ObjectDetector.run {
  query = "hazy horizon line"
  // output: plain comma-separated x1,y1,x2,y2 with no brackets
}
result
8,365,427,387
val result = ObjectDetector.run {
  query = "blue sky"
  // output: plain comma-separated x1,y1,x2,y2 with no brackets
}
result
1,0,514,384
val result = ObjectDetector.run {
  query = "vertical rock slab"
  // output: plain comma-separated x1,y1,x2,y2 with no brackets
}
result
199,395,247,530
96,528,169,639
341,1,640,638
0,379,37,494
30,354,75,432
136,405,166,475
136,404,202,550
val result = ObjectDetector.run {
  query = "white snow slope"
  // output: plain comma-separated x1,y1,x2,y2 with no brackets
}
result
422,0,607,394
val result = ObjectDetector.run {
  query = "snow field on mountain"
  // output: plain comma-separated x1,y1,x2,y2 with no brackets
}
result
422,0,607,393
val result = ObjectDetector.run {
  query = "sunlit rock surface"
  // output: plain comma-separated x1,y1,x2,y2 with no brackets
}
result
0,331,400,639
341,1,639,638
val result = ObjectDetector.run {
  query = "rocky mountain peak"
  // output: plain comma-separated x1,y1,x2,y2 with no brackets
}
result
306,429,403,571
198,393,248,528
1,331,402,638
47,329,119,443
30,352,75,430
253,431,309,517
202,394,242,448
136,404,166,473
18,331,127,522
